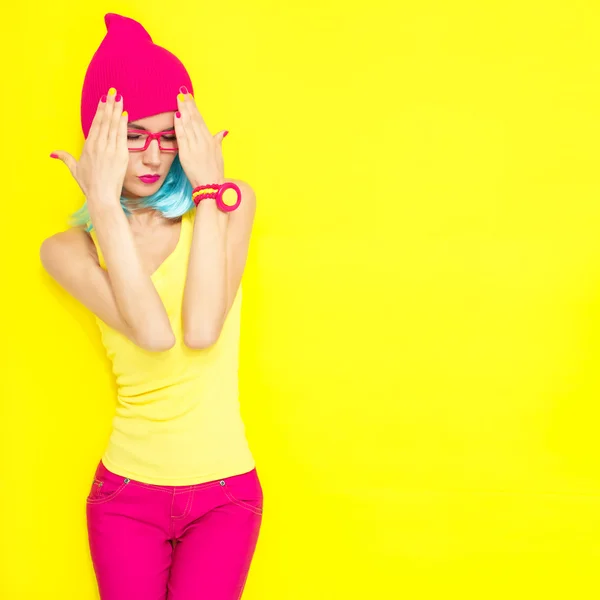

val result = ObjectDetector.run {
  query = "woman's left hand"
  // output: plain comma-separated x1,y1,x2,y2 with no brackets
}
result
174,86,227,188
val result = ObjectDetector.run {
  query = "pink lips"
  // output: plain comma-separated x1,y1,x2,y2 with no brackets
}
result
138,175,161,184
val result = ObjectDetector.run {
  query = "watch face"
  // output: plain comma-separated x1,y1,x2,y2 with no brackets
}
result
221,185,240,208
217,182,242,212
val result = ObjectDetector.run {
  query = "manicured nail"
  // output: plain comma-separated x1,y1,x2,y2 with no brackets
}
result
115,94,122,102
223,130,229,138
108,87,116,96
175,111,181,118
101,95,107,103
179,86,188,94
178,93,185,102
122,111,128,117
50,153,59,159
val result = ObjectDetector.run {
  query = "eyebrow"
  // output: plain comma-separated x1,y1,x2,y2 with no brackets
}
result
127,123,174,132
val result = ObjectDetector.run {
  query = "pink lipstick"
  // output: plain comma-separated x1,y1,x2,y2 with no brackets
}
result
138,175,161,184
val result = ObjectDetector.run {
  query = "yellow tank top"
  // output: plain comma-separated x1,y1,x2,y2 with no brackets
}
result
88,208,255,485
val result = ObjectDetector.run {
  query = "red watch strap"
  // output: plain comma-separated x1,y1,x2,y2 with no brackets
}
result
192,184,219,207
192,182,242,212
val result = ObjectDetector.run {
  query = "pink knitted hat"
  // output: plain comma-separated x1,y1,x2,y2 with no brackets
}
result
80,13,194,138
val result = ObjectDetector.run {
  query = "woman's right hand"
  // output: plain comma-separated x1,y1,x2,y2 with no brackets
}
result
51,88,129,201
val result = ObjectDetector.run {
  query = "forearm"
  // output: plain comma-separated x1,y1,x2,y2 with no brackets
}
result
88,195,175,349
182,200,228,347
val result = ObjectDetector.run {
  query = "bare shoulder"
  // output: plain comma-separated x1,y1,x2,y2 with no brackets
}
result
225,178,255,197
38,225,144,346
224,179,256,219
40,226,99,268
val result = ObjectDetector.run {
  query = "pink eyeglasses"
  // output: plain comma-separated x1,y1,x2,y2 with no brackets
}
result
127,129,178,152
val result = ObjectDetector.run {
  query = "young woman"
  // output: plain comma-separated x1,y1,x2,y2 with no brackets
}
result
40,13,262,600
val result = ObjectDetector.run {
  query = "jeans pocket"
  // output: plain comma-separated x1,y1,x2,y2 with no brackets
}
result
218,469,264,516
86,462,131,505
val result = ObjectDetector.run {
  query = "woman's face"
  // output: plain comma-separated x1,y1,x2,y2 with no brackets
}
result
121,112,177,200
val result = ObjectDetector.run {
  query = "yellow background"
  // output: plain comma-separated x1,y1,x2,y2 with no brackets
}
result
2,0,600,598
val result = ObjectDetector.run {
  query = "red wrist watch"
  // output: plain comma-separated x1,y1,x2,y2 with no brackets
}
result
192,182,242,212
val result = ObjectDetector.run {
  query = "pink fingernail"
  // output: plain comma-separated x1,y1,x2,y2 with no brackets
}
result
176,111,181,118
101,95,107,103
50,153,59,159
179,85,188,94
223,130,229,138
115,94,122,102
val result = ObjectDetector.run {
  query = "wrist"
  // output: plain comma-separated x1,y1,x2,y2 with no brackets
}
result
192,181,242,213
87,192,121,207
196,197,226,212
196,198,229,228
190,176,224,188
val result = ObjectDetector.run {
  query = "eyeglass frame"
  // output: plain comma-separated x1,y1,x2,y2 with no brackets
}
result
126,129,178,152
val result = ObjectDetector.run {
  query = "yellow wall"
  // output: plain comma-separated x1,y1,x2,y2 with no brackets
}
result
2,0,600,597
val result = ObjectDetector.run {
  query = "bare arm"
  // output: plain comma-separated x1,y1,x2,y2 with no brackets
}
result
182,180,256,349
44,90,175,351
40,199,176,352
87,194,176,349
171,90,256,348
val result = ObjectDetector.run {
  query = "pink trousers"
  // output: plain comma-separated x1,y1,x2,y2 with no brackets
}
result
86,460,263,600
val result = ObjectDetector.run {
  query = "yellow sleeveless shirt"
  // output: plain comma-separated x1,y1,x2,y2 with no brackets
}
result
88,208,255,485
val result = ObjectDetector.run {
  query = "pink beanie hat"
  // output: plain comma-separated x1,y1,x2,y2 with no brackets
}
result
80,13,194,138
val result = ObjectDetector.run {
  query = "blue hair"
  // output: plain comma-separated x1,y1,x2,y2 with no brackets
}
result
68,154,194,233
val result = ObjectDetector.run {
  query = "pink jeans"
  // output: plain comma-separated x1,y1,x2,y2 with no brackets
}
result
86,460,263,600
